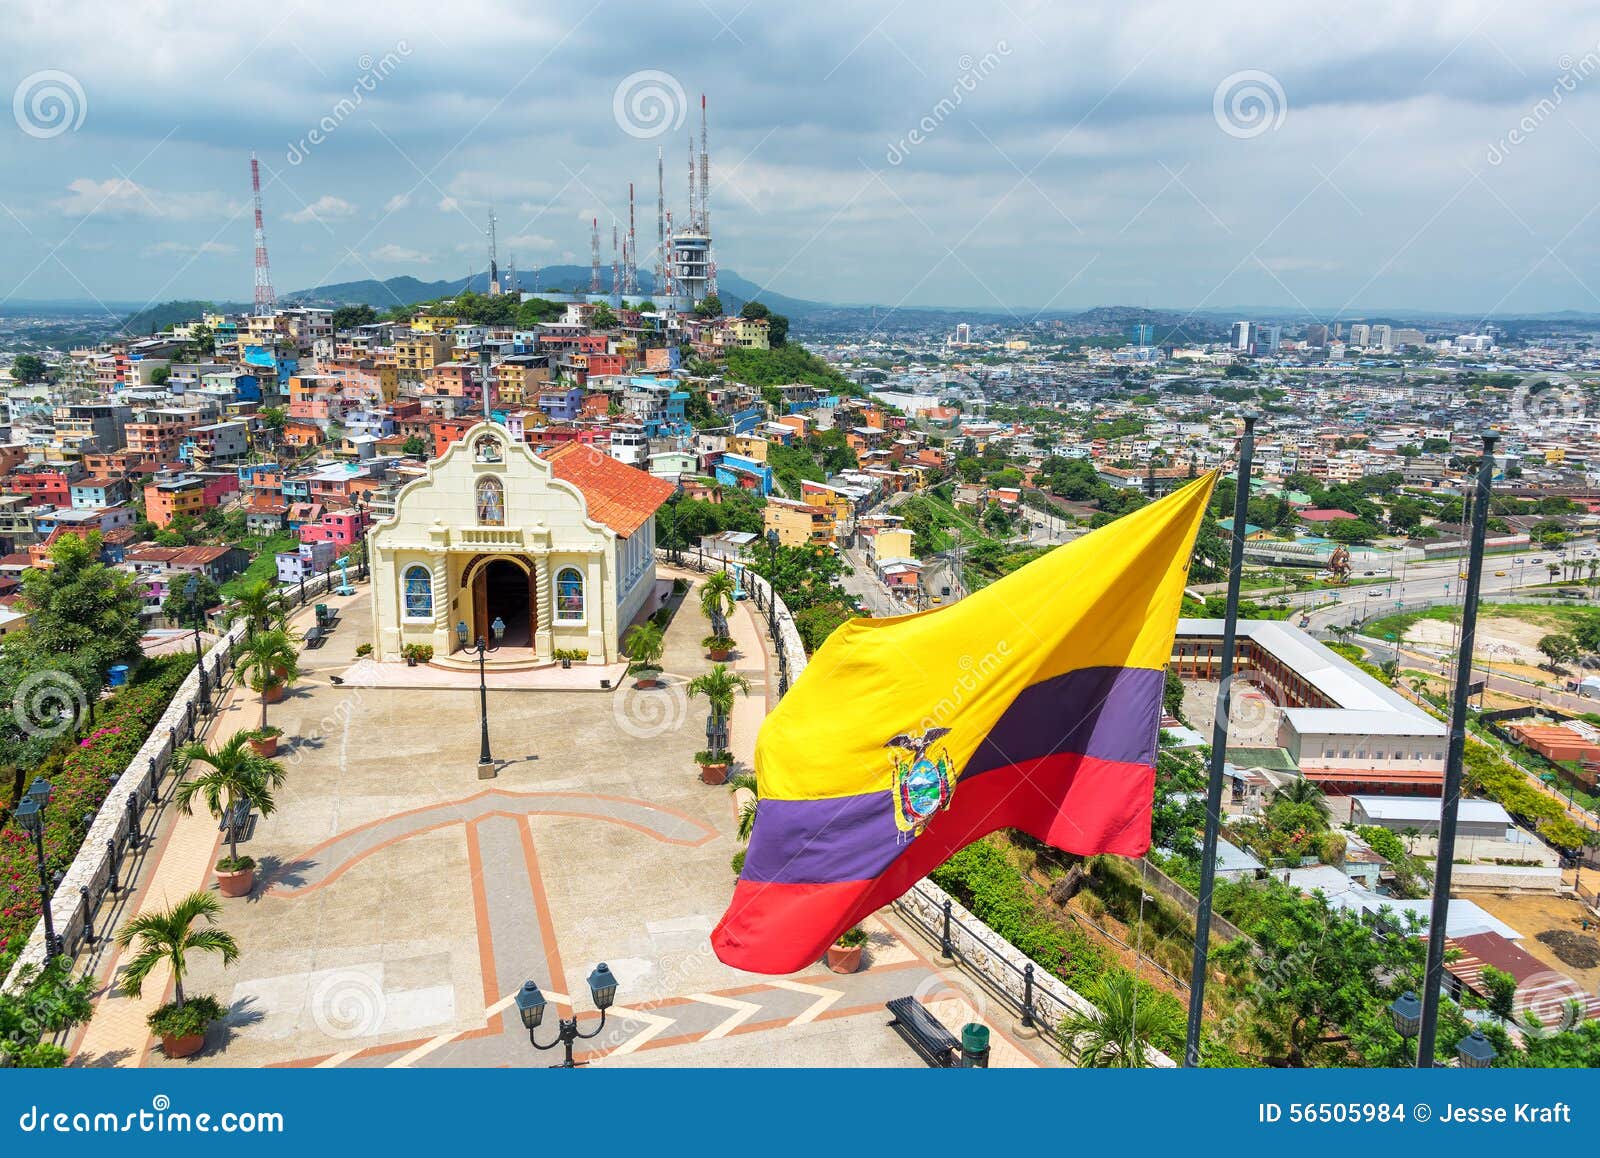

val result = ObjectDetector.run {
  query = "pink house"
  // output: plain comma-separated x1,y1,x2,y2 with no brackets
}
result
299,508,371,549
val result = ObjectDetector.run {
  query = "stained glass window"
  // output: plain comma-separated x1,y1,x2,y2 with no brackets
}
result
476,477,504,525
403,565,433,619
555,567,584,621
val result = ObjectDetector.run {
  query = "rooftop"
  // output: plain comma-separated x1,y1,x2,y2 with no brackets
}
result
545,442,674,538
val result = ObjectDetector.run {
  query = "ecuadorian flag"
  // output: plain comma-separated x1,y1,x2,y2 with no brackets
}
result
711,472,1216,974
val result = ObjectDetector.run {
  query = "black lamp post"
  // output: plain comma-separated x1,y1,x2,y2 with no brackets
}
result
765,529,780,641
474,637,496,779
15,779,60,958
183,575,210,714
1456,1029,1497,1069
514,964,619,1068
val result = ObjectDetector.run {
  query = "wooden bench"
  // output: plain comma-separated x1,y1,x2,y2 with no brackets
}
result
886,996,960,1067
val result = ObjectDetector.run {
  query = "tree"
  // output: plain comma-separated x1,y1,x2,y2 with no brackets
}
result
688,663,752,742
0,957,95,1067
227,578,288,638
748,543,850,614
1324,517,1380,544
793,601,854,653
149,365,172,386
173,733,287,868
622,620,666,676
9,354,50,383
9,531,143,692
331,304,377,330
1162,667,1186,722
698,570,737,630
114,891,239,1008
162,573,220,627
590,302,617,328
694,293,723,318
401,434,429,457
1479,964,1517,1022
1058,972,1178,1067
235,627,299,731
1538,633,1580,668
1211,881,1427,1067
728,771,759,841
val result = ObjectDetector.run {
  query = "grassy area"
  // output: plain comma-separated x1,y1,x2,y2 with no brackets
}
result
219,532,297,599
1366,601,1600,643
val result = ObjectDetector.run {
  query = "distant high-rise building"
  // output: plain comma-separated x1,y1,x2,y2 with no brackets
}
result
1255,324,1282,354
1370,324,1393,353
1131,323,1155,346
1304,324,1328,348
1392,327,1425,348
1231,321,1253,351
1349,323,1371,348
955,323,972,344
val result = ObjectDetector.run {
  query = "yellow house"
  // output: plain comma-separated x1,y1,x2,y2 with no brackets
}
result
764,496,833,546
409,315,459,333
871,527,915,562
728,434,769,462
368,424,673,666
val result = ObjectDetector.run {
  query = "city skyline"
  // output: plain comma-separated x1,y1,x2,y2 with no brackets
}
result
4,1,1600,317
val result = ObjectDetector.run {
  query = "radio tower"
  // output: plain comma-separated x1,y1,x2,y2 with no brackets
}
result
505,252,518,297
687,135,697,229
611,221,620,298
250,152,276,315
589,217,601,294
662,210,675,300
655,147,666,296
625,182,639,295
487,207,501,296
701,95,717,299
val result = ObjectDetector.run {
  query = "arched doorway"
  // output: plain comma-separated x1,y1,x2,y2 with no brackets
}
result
470,557,535,649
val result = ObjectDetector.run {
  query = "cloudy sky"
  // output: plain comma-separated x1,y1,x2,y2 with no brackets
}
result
3,0,1600,318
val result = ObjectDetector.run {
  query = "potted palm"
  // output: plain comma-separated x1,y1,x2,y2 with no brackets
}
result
694,748,734,785
623,621,666,689
826,925,868,974
701,633,736,662
227,577,288,639
114,890,240,1059
236,628,299,734
246,724,283,758
699,571,736,656
173,733,287,898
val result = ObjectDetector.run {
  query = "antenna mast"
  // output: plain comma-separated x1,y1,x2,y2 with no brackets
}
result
589,217,601,294
250,152,276,314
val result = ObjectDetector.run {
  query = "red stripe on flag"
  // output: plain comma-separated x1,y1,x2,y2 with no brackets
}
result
711,751,1155,974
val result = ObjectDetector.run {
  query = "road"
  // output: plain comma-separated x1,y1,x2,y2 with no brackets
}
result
839,546,913,617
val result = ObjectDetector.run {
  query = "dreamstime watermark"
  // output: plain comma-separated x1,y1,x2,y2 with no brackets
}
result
1510,371,1589,424
286,43,412,165
885,42,1012,165
12,70,87,139
1217,667,1276,738
1212,70,1287,139
309,968,388,1039
1487,45,1600,166
281,665,377,767
612,70,687,139
10,670,87,739
611,680,690,740
914,643,1013,736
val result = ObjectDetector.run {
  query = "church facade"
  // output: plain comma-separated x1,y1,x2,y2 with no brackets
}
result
368,423,674,665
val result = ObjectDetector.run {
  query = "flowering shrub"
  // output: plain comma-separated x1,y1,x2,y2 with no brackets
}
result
0,656,194,973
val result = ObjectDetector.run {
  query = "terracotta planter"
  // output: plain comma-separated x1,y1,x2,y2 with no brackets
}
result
708,648,731,662
215,865,255,898
825,944,864,974
635,676,661,690
699,763,730,785
264,683,286,703
161,1032,206,1059
249,734,279,757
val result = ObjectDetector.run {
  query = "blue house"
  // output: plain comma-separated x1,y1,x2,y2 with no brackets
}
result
713,452,775,497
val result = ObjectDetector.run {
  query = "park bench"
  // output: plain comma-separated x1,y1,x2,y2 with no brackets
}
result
303,624,325,648
219,799,252,844
886,996,960,1067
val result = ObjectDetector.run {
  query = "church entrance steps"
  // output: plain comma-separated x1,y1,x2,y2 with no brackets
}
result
338,656,630,691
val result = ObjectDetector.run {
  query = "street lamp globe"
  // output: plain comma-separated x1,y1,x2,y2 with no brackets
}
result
1456,1029,1497,1069
14,796,42,835
27,778,53,808
587,963,619,1011
514,980,547,1030
1388,991,1422,1039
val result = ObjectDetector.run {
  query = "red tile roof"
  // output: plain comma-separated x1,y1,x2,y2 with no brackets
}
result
544,442,674,538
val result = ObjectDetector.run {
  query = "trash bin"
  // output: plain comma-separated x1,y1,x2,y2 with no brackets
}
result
315,603,329,625
960,1023,990,1068
107,664,130,688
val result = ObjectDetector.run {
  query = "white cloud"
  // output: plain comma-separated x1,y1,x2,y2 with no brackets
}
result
53,178,236,221
140,240,237,258
437,197,460,213
383,192,413,212
370,243,432,263
286,195,358,224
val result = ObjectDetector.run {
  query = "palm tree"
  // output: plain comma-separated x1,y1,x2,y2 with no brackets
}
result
699,571,736,633
173,733,287,867
728,771,759,841
1271,776,1331,823
235,627,299,731
1058,972,1175,1068
623,620,666,677
688,663,752,745
114,891,239,1007
228,577,287,639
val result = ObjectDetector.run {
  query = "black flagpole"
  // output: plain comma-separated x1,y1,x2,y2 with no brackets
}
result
1183,411,1256,1067
1416,431,1498,1066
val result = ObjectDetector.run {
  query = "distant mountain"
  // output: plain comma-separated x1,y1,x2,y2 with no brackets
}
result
283,267,831,318
122,299,249,335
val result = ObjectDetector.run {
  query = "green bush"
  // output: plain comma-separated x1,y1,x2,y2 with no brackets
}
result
147,994,225,1038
